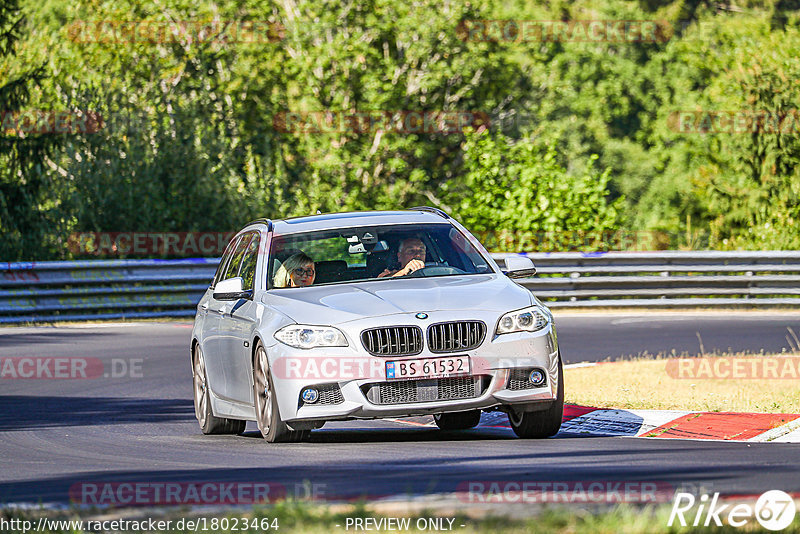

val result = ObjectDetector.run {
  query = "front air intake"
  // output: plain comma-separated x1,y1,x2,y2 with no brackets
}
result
427,321,486,353
361,326,423,356
361,376,489,405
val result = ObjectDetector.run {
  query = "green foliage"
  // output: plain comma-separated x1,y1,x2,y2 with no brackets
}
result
0,0,60,259
646,16,800,248
452,130,623,252
269,0,522,213
6,0,531,259
2,0,800,259
700,27,800,248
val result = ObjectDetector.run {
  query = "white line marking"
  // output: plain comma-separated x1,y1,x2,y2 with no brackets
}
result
564,362,598,369
749,417,800,443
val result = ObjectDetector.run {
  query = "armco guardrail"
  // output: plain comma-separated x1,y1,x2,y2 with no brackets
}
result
500,251,800,308
0,259,219,324
2,251,800,323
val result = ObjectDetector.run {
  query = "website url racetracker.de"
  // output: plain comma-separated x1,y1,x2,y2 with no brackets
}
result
1,516,280,533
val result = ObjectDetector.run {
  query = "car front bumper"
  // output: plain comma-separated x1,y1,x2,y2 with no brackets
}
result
264,311,560,425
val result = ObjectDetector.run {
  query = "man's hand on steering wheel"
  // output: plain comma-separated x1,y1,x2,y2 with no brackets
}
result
395,259,424,276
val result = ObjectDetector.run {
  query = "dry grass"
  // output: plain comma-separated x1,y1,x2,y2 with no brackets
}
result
564,352,800,413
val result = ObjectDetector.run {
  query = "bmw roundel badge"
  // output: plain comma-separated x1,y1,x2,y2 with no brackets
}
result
415,312,428,320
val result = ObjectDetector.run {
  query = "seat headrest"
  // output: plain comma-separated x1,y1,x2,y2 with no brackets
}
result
314,260,348,284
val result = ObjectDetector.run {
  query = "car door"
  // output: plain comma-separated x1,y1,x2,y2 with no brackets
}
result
198,235,238,379
216,232,261,404
203,233,250,401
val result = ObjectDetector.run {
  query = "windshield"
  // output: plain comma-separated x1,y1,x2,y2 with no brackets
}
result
267,223,495,288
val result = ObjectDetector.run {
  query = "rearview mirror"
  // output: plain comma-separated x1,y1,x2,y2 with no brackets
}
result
503,256,537,279
213,277,253,301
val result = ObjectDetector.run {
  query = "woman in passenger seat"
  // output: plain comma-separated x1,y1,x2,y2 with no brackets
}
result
274,252,315,287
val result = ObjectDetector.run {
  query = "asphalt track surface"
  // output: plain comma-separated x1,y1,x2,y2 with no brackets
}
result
1,312,800,507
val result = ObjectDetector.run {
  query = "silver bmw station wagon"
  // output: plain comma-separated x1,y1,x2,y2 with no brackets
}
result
191,208,563,442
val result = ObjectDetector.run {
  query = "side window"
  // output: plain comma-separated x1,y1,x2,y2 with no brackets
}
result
222,233,252,281
238,233,260,290
213,235,241,287
448,227,490,273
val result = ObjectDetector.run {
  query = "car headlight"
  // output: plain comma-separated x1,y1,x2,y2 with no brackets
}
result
496,305,549,335
274,325,348,349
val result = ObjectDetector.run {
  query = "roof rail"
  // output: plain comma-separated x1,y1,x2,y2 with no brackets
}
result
410,206,450,219
244,218,274,232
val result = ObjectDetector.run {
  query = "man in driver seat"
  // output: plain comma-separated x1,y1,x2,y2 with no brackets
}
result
378,237,426,278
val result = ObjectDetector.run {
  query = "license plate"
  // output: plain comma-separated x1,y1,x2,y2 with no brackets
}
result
385,355,470,380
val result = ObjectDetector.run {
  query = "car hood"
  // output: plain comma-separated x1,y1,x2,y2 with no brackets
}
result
263,275,533,324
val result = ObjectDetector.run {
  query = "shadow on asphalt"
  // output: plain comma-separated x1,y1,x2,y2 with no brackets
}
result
0,395,194,431
239,427,518,443
0,448,772,507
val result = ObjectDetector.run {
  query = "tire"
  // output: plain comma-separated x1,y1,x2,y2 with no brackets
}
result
507,353,564,439
193,344,246,435
434,410,481,430
253,341,310,443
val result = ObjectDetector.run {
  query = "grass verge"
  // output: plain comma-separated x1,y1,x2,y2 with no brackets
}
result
564,352,800,412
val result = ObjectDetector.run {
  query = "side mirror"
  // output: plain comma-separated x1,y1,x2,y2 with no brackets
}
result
503,256,537,279
213,277,253,301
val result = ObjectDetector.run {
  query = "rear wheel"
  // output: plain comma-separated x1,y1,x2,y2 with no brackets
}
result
434,410,481,430
507,353,564,439
253,342,309,443
193,344,246,435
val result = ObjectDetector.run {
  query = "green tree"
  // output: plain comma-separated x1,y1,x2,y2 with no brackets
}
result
27,0,525,254
0,0,59,260
451,129,623,252
690,25,800,248
5,0,800,258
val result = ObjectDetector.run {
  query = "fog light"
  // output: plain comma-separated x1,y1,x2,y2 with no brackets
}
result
528,369,545,386
301,388,319,404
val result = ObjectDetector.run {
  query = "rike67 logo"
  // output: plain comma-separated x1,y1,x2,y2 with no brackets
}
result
669,490,796,531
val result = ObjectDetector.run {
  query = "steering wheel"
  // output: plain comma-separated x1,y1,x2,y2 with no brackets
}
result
406,263,465,277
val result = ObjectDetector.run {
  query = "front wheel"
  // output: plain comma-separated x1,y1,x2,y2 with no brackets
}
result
253,342,309,443
507,354,564,438
193,344,246,435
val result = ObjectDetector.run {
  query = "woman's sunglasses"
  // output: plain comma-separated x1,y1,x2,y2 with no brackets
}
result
293,267,315,277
